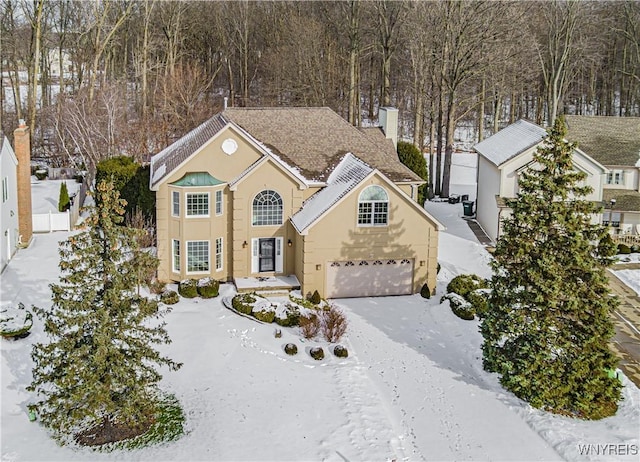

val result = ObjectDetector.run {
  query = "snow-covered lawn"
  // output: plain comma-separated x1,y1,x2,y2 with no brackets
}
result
613,269,640,296
1,228,638,461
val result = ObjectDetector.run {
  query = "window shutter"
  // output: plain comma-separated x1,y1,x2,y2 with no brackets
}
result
251,239,259,273
276,237,283,273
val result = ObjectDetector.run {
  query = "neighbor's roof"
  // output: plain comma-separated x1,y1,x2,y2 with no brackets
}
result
564,115,640,167
290,153,373,233
0,132,18,166
474,119,547,167
223,107,421,183
603,189,640,212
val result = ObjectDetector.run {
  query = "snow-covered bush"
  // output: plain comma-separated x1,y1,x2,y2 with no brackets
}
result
441,293,475,321
309,290,322,305
252,300,276,323
309,346,324,360
446,274,488,298
284,343,298,355
333,345,348,358
160,290,179,305
0,303,33,339
178,279,198,298
197,278,219,298
467,289,491,318
320,304,348,343
275,303,300,327
231,293,256,315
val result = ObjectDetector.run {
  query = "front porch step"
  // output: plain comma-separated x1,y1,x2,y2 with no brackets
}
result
234,275,301,295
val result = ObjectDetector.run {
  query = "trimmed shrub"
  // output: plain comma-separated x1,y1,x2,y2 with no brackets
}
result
437,262,441,274
333,345,348,358
232,293,256,315
275,303,301,327
310,347,325,360
420,283,431,299
467,289,490,318
320,305,348,343
274,329,282,338
197,278,219,298
299,314,321,339
253,308,275,323
446,274,488,299
35,169,48,180
58,182,70,212
160,290,179,305
310,290,322,305
284,343,298,355
441,293,475,321
617,243,631,254
178,279,198,298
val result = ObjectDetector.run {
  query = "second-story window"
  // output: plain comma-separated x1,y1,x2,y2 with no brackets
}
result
186,193,209,217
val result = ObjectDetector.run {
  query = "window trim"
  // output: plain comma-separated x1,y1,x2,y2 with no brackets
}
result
251,189,284,227
215,189,223,216
185,192,210,218
215,237,223,271
357,185,389,227
186,240,210,274
172,191,180,217
172,239,180,273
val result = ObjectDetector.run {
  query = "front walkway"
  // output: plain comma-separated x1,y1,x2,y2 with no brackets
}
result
234,275,301,294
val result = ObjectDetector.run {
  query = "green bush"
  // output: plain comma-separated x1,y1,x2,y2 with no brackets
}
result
58,182,70,212
420,283,431,299
275,304,301,327
441,293,475,321
197,278,219,298
446,274,488,299
310,347,325,360
253,308,275,323
232,293,256,315
310,290,322,305
178,279,198,298
35,169,48,180
160,290,179,305
333,345,348,358
617,243,631,254
284,343,298,356
467,289,490,318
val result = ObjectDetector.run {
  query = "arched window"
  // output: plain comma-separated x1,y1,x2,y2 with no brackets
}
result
358,185,388,226
252,190,283,226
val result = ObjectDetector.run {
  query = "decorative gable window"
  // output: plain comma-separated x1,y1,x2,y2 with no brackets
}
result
186,192,209,217
358,185,388,226
606,170,625,185
252,190,283,226
215,190,223,215
172,191,180,216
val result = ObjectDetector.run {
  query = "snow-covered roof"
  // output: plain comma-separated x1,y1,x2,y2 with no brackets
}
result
474,120,547,167
291,154,373,234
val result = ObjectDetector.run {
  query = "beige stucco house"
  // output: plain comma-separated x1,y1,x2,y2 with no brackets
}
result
150,107,443,298
474,119,607,243
565,115,640,241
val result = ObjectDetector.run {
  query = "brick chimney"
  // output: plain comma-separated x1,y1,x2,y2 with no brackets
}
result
14,120,33,247
379,107,399,149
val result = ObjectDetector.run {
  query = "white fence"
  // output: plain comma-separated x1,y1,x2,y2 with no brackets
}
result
32,210,71,232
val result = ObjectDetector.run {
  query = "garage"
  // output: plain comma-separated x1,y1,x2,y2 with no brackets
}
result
325,258,414,298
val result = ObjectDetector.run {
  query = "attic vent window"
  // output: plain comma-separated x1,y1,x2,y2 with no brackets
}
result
222,138,238,155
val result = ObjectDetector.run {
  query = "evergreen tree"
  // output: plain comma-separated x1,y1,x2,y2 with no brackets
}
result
397,141,428,205
58,181,70,212
29,180,181,443
480,117,621,420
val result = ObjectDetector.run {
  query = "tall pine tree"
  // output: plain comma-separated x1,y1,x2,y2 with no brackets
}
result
29,180,181,444
481,117,621,420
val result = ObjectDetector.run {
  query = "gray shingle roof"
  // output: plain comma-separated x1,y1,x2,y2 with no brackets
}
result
474,119,547,166
291,153,373,233
223,107,421,182
603,189,640,212
564,115,640,167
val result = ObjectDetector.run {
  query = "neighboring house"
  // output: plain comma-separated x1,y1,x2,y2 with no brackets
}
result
474,119,607,244
150,107,443,298
0,132,19,271
565,115,640,241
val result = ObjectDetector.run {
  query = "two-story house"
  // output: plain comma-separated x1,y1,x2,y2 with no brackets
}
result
565,115,640,240
1,132,19,271
474,119,607,244
150,107,443,299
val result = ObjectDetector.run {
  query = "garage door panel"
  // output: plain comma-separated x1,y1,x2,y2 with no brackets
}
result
326,259,413,298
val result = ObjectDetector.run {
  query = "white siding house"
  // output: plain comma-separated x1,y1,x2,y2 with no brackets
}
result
474,120,607,244
0,133,20,271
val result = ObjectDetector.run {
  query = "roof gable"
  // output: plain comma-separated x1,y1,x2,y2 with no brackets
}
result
1,135,18,167
474,119,547,167
564,115,640,167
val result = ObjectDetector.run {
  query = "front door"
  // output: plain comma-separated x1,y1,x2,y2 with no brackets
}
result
259,238,276,272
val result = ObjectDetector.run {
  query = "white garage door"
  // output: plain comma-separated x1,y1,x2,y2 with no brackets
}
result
325,258,414,298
